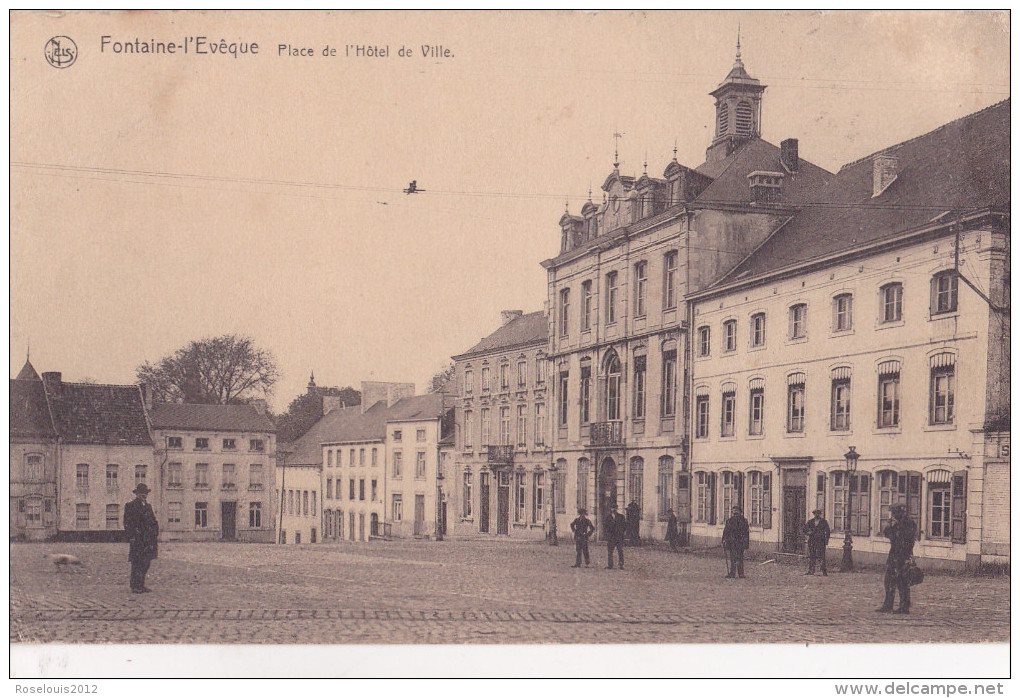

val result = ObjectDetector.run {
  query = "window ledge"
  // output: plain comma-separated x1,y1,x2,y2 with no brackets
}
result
827,429,853,437
924,423,957,432
746,433,765,441
719,435,737,442
872,427,902,436
529,523,546,529
876,320,905,331
928,311,959,322
831,329,855,337
748,344,766,353
921,539,953,548
721,350,737,357
784,432,807,439
512,522,527,529
787,336,808,344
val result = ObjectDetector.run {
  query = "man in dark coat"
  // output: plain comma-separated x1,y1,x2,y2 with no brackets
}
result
569,508,595,567
123,483,159,593
721,506,749,578
804,508,831,576
625,500,641,546
605,503,627,570
878,503,917,614
665,508,680,552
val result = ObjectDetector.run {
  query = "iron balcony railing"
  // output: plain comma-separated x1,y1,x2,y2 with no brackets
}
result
589,421,624,447
486,444,515,466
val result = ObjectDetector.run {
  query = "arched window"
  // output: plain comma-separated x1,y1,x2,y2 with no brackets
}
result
605,352,622,422
576,458,590,511
25,454,43,482
658,456,675,520
628,457,644,510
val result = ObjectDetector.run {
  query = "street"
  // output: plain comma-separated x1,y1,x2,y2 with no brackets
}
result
10,538,1009,644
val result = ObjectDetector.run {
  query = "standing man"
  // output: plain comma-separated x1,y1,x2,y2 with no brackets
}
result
625,499,641,546
665,508,680,552
569,507,595,567
878,503,917,614
123,483,159,594
721,506,749,578
804,508,831,576
605,503,627,570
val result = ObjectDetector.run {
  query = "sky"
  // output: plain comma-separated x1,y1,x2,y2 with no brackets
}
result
10,11,1010,412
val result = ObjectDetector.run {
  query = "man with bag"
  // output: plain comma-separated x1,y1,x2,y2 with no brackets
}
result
877,503,917,614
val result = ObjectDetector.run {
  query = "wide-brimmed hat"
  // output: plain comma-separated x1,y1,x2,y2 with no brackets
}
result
133,483,151,495
812,509,823,515
890,503,907,512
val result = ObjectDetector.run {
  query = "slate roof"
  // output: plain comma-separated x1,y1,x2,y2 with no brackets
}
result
149,402,276,434
453,311,548,359
15,359,41,381
692,138,832,204
10,379,56,439
284,404,385,466
386,393,449,423
720,99,1010,282
44,381,152,446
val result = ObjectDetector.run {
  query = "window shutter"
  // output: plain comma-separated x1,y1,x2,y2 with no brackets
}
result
762,472,772,529
735,471,745,510
951,470,967,543
905,472,922,540
708,472,717,525
676,472,691,523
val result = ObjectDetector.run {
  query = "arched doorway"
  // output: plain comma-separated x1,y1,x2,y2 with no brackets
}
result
599,456,618,537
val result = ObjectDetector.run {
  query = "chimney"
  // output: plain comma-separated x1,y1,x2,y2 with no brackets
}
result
250,398,267,416
780,138,799,173
322,395,342,416
747,171,783,204
360,381,416,413
872,155,899,197
41,371,62,395
500,310,524,326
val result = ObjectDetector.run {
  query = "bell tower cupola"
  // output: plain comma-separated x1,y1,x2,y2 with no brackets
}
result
706,30,767,163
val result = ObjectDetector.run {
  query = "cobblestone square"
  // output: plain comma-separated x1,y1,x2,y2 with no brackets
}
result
10,538,1009,645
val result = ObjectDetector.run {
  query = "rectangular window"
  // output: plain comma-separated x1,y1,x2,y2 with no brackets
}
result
249,464,263,490
831,379,851,431
75,503,90,529
605,271,619,325
878,372,900,428
195,502,208,528
76,463,89,490
249,439,265,452
789,304,806,339
657,459,674,520
517,360,527,387
222,463,236,489
931,272,959,315
349,479,356,500
463,410,473,448
168,462,182,488
928,483,951,538
816,473,826,517
554,470,566,514
415,451,426,479
536,358,547,384
632,356,646,419
930,367,955,425
391,494,403,521
750,313,766,347
350,448,356,464
697,326,710,357
558,372,569,427
579,365,591,425
372,447,378,466
106,464,119,491
516,405,527,447
222,438,236,450
311,491,317,516
106,504,120,529
462,471,473,518
628,463,644,511
168,502,182,525
832,472,869,535
481,367,491,392
663,251,678,309
559,288,570,336
249,502,262,528
326,478,333,500
661,350,677,417
721,472,742,518
748,472,772,528
695,472,715,523
749,388,764,436
577,460,590,511
787,383,805,433
288,490,294,515
499,406,511,445
195,463,209,488
303,491,309,516
881,284,903,323
695,395,710,438
532,473,545,523
723,320,736,352
464,368,474,394
392,451,403,478
500,363,510,390
359,479,365,500
534,404,546,446
721,391,735,437
360,447,367,464
833,294,853,332
167,436,182,449
371,479,378,502
480,408,491,447
515,472,527,522
134,465,147,486
634,261,647,318
195,437,209,450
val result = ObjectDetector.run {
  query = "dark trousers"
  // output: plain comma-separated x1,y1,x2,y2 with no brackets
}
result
882,559,910,610
669,538,679,552
726,547,745,577
607,540,624,568
807,543,827,574
130,557,152,591
574,539,590,566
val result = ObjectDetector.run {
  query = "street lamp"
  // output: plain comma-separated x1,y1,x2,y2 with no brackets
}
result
841,446,859,572
548,461,558,546
435,470,445,542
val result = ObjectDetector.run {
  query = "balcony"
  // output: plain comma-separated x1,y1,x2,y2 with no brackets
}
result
589,421,624,448
486,445,514,467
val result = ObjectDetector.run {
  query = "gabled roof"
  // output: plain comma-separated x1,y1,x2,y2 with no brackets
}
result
454,310,548,360
692,138,832,205
721,99,1010,282
285,404,384,466
10,379,56,439
386,393,448,423
45,382,152,446
149,402,276,434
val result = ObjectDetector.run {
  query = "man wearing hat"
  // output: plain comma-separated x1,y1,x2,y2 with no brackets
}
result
721,506,750,578
878,503,917,614
123,483,159,593
803,508,831,576
604,503,627,570
569,507,595,567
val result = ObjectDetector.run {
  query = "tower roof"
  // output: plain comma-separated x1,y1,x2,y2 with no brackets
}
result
710,34,765,97
15,358,41,381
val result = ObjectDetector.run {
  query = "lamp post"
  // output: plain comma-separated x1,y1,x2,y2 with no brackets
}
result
435,470,445,542
841,446,859,572
548,461,558,546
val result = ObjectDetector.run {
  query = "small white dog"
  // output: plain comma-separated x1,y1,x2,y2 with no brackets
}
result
44,553,84,571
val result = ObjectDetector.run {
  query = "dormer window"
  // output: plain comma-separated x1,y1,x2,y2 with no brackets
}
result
748,171,783,204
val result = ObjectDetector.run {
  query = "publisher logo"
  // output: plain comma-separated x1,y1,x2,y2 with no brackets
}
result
44,36,77,69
